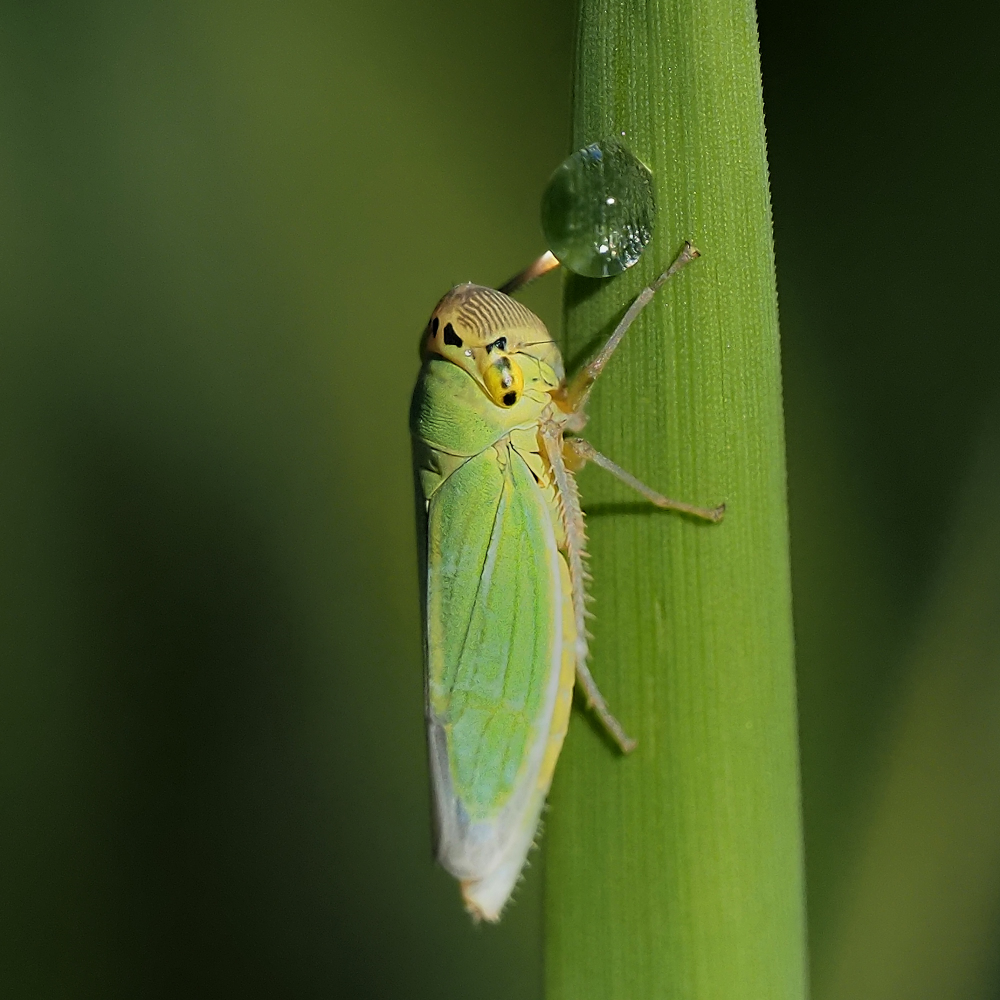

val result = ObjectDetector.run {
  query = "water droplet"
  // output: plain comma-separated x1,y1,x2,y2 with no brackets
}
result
540,138,655,278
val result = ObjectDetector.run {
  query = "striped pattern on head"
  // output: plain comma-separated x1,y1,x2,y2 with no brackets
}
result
420,283,563,409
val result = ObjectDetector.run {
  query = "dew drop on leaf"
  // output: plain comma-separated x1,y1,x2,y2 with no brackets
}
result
540,138,655,278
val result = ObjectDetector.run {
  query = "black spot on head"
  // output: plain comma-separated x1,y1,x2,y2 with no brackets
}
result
430,316,439,335
502,391,518,407
487,336,507,353
443,323,463,348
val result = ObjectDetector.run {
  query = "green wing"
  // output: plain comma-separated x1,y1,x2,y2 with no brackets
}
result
425,440,563,880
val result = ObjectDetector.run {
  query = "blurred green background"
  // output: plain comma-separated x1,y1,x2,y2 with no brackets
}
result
1,1,997,998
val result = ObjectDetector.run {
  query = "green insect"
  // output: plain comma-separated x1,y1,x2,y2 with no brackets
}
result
411,242,723,921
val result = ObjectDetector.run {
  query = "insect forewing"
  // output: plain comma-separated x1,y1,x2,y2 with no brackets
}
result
425,444,563,891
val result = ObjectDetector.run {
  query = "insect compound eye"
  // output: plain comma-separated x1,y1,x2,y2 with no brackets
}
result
484,356,524,407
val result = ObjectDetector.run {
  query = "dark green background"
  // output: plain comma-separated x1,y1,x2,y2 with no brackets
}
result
1,1,997,997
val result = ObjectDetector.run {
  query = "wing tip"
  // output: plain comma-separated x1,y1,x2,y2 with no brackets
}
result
461,878,505,923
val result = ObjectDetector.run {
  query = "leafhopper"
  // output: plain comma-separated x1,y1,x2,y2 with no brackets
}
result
410,242,722,921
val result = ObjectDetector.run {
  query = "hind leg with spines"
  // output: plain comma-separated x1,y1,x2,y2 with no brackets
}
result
541,423,636,753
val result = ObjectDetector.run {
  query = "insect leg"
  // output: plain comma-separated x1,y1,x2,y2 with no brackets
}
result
573,659,638,754
567,437,725,522
541,422,637,754
497,251,561,296
563,241,700,412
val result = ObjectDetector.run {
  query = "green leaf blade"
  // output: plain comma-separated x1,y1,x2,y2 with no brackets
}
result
545,1,807,998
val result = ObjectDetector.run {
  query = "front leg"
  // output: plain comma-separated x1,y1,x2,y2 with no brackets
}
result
561,242,700,414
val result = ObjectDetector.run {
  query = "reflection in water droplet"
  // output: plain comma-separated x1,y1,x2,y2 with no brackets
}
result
540,138,655,278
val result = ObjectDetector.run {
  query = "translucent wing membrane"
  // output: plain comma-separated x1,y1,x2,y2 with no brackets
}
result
425,444,564,912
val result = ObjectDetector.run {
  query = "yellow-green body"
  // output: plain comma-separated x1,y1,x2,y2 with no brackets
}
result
411,284,579,921
411,244,713,921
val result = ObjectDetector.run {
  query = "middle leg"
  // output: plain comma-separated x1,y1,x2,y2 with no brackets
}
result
566,437,725,522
